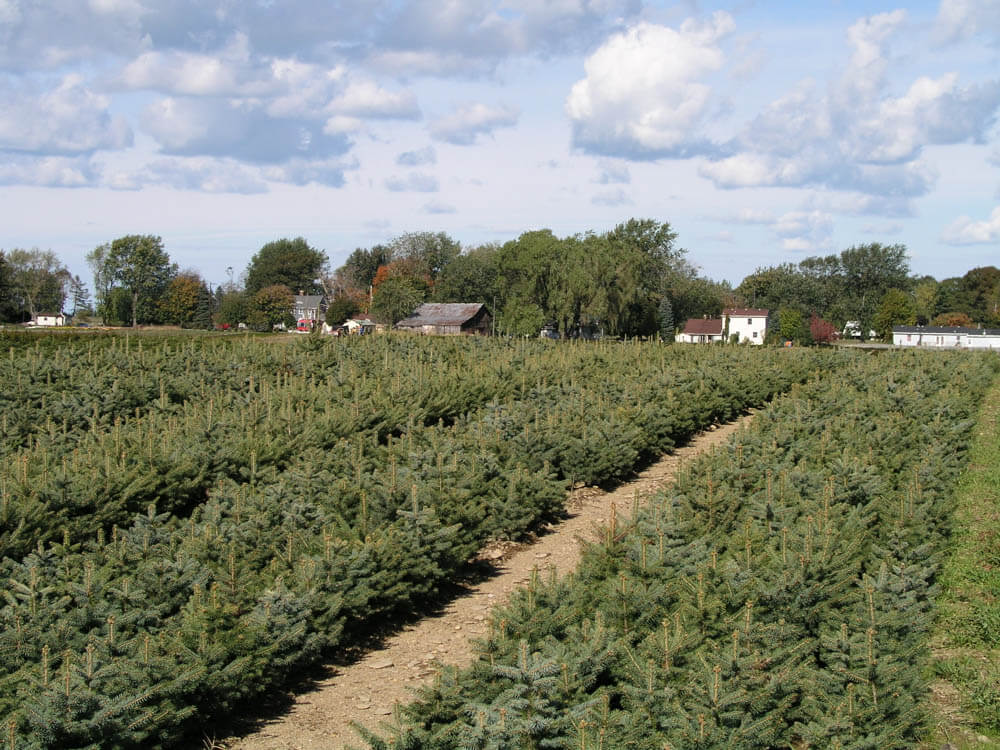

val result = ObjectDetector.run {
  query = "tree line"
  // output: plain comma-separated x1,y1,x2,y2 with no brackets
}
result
2,221,998,339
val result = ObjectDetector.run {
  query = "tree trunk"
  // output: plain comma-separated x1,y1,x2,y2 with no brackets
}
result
132,290,139,328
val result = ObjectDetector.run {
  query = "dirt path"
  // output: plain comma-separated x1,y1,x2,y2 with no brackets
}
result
223,416,751,750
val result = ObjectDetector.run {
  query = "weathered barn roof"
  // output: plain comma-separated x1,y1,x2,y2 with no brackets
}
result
396,303,488,328
682,318,724,335
723,308,769,317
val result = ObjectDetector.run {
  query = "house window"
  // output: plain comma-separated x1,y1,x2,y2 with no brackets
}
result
752,331,757,338
906,334,911,342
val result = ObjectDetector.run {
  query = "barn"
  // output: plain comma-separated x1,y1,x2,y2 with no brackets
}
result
395,303,492,335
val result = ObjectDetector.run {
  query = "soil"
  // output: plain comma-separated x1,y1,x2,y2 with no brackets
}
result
220,415,751,750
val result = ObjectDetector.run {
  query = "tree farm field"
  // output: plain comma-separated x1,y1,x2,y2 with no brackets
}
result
0,330,996,749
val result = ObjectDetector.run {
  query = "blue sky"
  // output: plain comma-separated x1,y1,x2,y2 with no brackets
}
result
1,0,998,289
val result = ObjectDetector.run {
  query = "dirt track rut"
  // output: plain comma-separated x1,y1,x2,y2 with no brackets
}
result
224,415,751,749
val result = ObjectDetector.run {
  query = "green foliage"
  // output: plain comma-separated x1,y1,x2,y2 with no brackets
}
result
245,238,327,295
367,349,999,750
247,284,294,330
432,245,500,304
326,294,360,326
736,243,911,335
160,273,207,327
658,295,674,342
873,288,917,340
101,235,177,328
4,248,69,322
0,336,837,747
338,245,393,292
214,290,248,328
340,218,698,338
776,307,811,345
371,277,426,324
388,231,461,281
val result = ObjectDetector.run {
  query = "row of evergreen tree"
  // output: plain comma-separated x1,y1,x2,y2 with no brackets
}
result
361,350,999,749
0,335,837,747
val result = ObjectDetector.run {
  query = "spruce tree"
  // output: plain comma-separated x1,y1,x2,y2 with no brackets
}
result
659,296,675,342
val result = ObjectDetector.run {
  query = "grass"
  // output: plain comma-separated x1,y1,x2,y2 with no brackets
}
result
927,375,1000,749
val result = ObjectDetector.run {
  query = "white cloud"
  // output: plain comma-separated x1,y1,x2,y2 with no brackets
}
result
430,102,518,145
397,146,437,166
140,97,350,163
591,188,632,206
936,0,1000,42
596,160,630,184
140,158,269,193
566,13,733,159
424,199,456,214
713,206,833,251
328,80,420,119
323,115,364,135
851,74,1000,164
385,172,439,192
0,0,21,25
118,33,264,96
262,157,353,187
367,50,485,77
942,206,1000,244
841,9,906,100
698,9,1000,202
0,74,132,154
0,154,97,187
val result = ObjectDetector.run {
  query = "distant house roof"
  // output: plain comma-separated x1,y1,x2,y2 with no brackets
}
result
294,294,323,308
397,303,489,328
724,308,769,317
682,318,724,336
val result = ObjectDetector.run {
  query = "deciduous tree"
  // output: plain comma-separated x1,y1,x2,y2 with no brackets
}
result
388,231,461,281
247,284,294,331
245,238,327,295
100,235,177,327
371,276,426,324
873,288,917,340
161,272,206,327
6,248,69,320
325,294,359,325
931,311,975,327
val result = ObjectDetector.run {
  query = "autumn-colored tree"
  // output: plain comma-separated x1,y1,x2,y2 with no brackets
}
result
160,273,205,326
931,311,976,327
809,314,838,343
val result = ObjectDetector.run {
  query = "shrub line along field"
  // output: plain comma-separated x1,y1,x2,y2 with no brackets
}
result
0,333,841,748
358,350,999,750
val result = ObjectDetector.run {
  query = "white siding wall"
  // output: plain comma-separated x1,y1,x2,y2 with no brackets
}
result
725,315,767,344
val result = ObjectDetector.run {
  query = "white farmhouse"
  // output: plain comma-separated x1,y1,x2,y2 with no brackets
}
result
723,308,768,344
35,313,65,327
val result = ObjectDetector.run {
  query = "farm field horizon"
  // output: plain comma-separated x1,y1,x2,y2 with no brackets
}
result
0,330,997,749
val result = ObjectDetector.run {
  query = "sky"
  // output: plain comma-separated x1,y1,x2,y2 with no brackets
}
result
1,0,999,290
